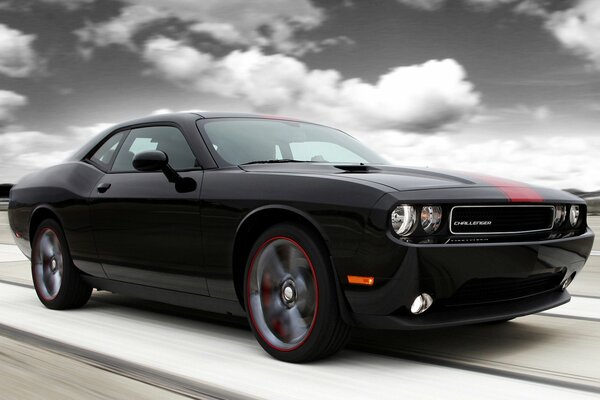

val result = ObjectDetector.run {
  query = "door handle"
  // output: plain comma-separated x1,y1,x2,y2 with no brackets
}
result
96,183,111,193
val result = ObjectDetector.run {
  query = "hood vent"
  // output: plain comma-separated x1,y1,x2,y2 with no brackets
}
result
334,164,380,173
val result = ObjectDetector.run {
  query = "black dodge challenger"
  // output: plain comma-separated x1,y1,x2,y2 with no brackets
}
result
8,112,594,362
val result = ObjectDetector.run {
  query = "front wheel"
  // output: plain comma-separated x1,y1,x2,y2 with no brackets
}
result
31,219,92,309
244,223,350,362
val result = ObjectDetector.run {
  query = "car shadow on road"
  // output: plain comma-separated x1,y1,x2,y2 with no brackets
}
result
87,290,250,330
348,318,564,364
86,289,562,366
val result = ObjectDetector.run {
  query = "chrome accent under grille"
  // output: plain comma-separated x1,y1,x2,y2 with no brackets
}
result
449,205,554,235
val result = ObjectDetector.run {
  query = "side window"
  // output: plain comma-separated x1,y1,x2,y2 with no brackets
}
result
111,126,198,172
89,131,125,170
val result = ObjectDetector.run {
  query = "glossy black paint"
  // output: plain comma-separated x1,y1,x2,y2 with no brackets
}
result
8,112,595,328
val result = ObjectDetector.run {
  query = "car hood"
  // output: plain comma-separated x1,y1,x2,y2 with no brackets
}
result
239,163,581,203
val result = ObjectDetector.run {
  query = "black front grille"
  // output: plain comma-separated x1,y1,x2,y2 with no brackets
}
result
446,273,564,306
450,206,554,234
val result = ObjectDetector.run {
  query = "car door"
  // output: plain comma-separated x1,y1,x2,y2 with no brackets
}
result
90,124,208,295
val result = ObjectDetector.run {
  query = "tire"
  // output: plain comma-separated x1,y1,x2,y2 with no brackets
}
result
31,219,92,310
244,223,350,362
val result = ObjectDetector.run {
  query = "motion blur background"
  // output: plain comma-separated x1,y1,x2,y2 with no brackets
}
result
0,0,598,196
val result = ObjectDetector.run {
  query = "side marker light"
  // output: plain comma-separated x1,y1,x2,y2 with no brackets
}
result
347,275,375,286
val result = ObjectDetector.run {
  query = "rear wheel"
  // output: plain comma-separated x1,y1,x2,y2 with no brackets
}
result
31,219,92,309
244,223,350,362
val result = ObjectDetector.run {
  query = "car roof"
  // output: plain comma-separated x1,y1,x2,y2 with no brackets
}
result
113,111,310,127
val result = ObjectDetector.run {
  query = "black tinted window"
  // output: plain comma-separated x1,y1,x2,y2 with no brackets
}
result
111,126,197,172
90,131,125,169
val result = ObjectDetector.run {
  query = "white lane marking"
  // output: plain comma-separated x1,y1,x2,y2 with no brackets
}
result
591,251,600,256
0,283,597,400
0,244,27,262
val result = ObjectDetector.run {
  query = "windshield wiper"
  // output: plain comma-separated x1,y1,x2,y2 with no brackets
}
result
241,159,309,165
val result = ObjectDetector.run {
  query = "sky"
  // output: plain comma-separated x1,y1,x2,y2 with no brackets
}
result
0,0,599,190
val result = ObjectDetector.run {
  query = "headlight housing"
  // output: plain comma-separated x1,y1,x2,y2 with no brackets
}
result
391,205,417,236
569,205,580,226
421,205,442,234
554,205,566,227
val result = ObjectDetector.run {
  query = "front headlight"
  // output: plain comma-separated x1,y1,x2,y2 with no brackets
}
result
554,205,566,227
569,205,580,226
391,205,417,236
421,205,442,234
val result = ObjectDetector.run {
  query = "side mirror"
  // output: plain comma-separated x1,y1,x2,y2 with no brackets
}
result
132,150,168,172
132,150,197,193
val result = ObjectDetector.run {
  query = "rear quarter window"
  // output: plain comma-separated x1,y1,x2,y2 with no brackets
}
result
89,131,125,170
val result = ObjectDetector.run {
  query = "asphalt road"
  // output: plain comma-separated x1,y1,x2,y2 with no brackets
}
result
1,212,599,399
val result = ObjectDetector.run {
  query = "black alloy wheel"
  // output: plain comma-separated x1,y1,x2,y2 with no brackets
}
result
245,223,350,362
32,219,92,309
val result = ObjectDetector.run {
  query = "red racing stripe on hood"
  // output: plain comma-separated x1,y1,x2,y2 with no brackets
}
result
473,175,544,203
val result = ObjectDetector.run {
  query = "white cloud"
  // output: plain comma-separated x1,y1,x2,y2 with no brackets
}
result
189,22,244,45
0,131,73,183
66,122,115,141
397,0,524,12
396,0,551,14
75,0,324,55
496,104,551,121
142,37,480,132
0,24,38,78
149,108,206,115
37,0,94,10
0,90,27,123
530,105,550,121
353,130,600,191
150,108,174,115
75,5,165,50
0,122,113,183
512,0,549,17
545,0,600,69
395,0,446,10
463,0,520,11
394,0,600,69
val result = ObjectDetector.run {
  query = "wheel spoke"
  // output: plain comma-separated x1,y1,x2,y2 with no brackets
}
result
43,268,55,294
40,233,54,259
282,306,308,341
265,300,286,324
248,237,317,350
51,273,62,297
33,229,63,301
261,245,287,280
260,276,278,314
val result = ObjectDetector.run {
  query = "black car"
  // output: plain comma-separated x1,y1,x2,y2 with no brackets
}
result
8,112,594,362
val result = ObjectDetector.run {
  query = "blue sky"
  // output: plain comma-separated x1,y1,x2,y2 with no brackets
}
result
0,0,599,189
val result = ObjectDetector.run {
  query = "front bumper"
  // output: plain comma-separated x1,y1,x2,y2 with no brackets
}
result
352,290,570,329
344,228,593,329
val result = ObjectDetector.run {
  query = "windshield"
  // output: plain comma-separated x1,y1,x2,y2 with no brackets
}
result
199,118,387,166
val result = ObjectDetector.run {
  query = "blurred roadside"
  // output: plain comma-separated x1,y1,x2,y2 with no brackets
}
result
566,189,600,216
0,184,10,211
0,333,187,400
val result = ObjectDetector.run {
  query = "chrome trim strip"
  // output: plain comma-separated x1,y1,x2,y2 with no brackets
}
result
449,205,555,235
